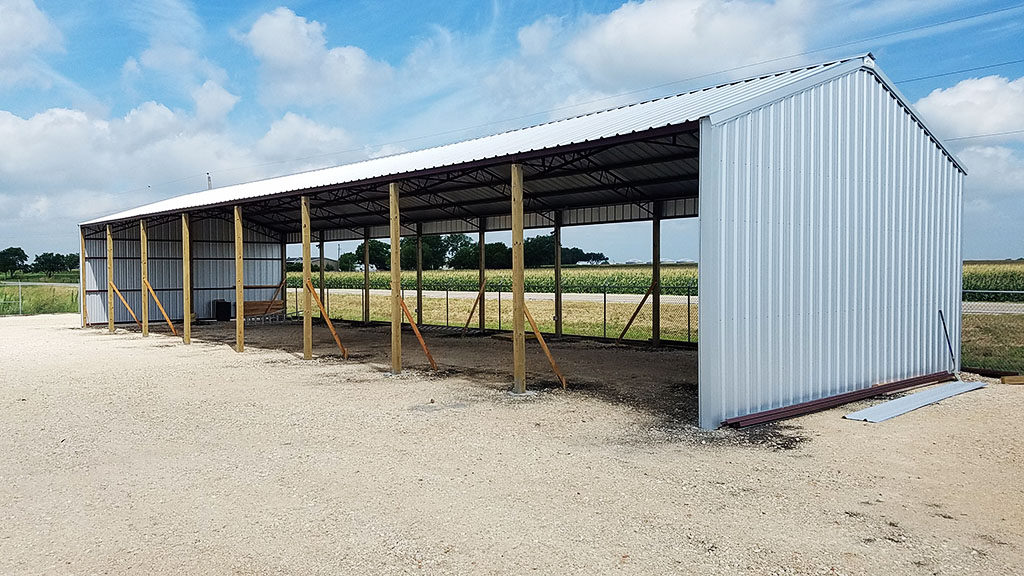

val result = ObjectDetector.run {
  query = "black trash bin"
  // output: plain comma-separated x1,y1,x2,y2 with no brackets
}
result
212,299,232,322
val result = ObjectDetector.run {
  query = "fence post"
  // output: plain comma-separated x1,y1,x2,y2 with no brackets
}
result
498,286,502,330
19,283,23,315
445,288,449,327
602,285,607,339
687,287,692,343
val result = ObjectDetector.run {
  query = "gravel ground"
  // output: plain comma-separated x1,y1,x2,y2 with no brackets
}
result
0,314,1021,575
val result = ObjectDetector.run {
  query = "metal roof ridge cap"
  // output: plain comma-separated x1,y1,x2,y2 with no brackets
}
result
705,56,868,125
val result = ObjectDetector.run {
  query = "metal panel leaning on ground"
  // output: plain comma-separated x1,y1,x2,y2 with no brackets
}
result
698,63,964,429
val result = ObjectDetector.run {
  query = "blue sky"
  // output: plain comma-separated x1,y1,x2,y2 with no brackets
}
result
1,0,1023,262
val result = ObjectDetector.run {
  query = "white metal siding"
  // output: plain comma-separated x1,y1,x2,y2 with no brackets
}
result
190,217,282,320
698,69,963,429
81,217,282,325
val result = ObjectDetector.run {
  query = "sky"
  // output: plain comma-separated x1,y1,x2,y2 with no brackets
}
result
1,0,1023,263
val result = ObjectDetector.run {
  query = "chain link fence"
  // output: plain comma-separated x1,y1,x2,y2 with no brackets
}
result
287,281,699,344
226,283,1024,375
0,282,79,316
961,290,1024,375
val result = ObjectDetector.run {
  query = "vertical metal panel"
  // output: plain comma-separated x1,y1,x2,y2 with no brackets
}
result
699,69,963,429
83,228,108,324
191,216,282,319
84,216,281,323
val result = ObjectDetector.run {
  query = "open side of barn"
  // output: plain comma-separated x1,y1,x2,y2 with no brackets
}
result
79,53,965,429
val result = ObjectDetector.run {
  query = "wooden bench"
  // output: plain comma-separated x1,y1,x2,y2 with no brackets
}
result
242,300,286,323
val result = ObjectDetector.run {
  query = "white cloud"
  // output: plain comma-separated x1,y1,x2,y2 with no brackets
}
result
242,7,393,109
256,112,352,166
0,103,258,253
915,76,1024,256
916,75,1024,141
518,16,561,57
0,0,62,59
959,146,1024,198
192,80,240,126
956,145,1024,257
566,0,810,90
119,0,228,108
0,0,63,87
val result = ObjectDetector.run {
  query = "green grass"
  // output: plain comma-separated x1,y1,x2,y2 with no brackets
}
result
0,284,79,315
961,313,1024,374
5,271,80,283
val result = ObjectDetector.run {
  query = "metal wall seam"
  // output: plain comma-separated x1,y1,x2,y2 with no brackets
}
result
698,68,963,429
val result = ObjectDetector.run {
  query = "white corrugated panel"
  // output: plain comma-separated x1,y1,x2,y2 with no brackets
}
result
698,68,963,429
83,56,882,226
81,217,283,324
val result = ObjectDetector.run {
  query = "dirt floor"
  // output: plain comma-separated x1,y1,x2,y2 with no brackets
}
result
1,314,1021,575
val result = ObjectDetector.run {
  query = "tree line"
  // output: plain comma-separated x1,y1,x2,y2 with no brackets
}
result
290,233,608,272
0,247,79,278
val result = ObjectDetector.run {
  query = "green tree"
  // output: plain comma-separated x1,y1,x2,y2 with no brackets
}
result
449,242,512,269
0,247,28,277
440,234,474,267
64,253,80,271
580,251,608,264
353,239,391,270
336,252,357,272
31,252,66,277
399,235,448,270
524,234,555,267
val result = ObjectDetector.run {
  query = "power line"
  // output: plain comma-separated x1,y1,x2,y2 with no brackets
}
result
114,2,1024,195
947,128,1024,141
895,58,1024,83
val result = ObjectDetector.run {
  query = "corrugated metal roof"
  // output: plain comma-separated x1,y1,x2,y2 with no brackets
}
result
83,54,884,226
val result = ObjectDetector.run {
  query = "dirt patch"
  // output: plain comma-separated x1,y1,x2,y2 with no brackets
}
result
1,314,1021,575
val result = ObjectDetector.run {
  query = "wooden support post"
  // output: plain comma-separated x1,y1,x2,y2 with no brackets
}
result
524,303,566,389
461,285,486,336
416,223,423,326
318,238,326,314
652,201,661,346
140,219,149,337
618,281,655,343
554,210,562,338
400,298,437,370
302,196,312,360
263,281,286,316
182,214,191,344
109,281,141,328
511,163,526,393
234,206,245,353
306,278,348,359
106,224,114,333
144,280,178,336
362,226,370,324
79,227,87,327
390,182,402,374
478,220,486,331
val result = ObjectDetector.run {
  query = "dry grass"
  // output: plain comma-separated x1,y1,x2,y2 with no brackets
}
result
286,291,699,342
962,313,1024,373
